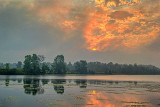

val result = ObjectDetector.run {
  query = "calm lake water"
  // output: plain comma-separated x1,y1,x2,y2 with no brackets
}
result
0,75,160,107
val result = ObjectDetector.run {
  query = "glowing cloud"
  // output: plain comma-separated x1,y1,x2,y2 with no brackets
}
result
83,0,160,51
95,0,105,4
1,0,159,52
106,1,117,7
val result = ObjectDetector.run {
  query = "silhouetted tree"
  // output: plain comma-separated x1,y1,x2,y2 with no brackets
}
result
41,63,50,74
17,61,22,68
23,54,45,75
24,55,32,74
1,54,160,75
5,63,10,70
31,54,40,74
52,55,66,74
74,60,87,74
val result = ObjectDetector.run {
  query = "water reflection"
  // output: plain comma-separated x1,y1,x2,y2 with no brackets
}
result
51,80,65,94
85,91,147,107
41,79,49,85
2,78,160,96
3,78,160,96
17,79,22,83
75,80,87,88
0,77,160,107
23,79,44,95
5,79,9,87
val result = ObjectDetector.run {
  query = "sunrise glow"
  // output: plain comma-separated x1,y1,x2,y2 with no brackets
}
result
10,0,159,52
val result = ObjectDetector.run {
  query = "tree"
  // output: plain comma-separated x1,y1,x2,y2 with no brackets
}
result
0,63,4,68
24,55,32,74
41,63,50,74
67,62,74,71
23,54,45,75
74,60,87,74
17,61,22,68
38,55,45,62
5,63,10,70
31,54,40,74
52,55,66,74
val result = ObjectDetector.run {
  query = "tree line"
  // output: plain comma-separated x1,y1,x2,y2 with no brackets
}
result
0,54,160,75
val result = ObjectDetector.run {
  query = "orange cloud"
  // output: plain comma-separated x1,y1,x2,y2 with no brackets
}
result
106,1,117,7
95,0,105,4
83,0,160,51
1,0,159,51
109,11,134,20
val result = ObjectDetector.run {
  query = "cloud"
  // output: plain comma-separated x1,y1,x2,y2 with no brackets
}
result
28,0,160,52
0,0,160,67
147,35,160,52
0,0,159,52
109,11,133,20
82,0,160,51
0,1,59,51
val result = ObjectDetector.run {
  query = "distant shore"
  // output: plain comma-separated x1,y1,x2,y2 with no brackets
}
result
1,54,160,75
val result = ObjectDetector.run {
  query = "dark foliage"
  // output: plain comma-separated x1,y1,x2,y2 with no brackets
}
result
1,54,160,75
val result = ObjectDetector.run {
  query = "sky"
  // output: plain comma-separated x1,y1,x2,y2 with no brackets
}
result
0,0,160,67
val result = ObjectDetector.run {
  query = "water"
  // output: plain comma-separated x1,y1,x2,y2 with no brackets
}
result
0,75,160,107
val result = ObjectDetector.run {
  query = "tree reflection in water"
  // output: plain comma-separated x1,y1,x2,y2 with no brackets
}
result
41,79,49,85
5,79,9,86
51,80,65,94
0,78,159,106
23,79,44,95
75,80,87,88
